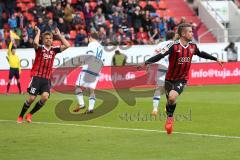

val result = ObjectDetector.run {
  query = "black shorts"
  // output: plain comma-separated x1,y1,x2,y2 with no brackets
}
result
27,76,51,96
9,68,20,79
165,80,187,96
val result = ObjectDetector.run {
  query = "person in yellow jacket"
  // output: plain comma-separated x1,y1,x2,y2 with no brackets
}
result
112,50,127,66
6,41,22,94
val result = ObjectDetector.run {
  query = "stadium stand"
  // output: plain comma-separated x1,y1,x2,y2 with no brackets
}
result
1,0,238,49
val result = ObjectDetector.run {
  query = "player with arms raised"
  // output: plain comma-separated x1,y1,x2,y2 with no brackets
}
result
144,23,224,134
17,26,70,123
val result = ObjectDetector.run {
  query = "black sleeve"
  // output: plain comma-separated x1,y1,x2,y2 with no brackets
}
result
34,45,42,53
54,47,61,54
145,45,173,64
195,46,217,61
224,46,229,51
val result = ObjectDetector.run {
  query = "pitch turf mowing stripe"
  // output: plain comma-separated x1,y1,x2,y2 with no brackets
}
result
1,119,240,140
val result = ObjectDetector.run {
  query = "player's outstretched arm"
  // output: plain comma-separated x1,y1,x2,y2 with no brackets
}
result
137,45,173,70
54,28,70,52
217,59,224,67
196,50,224,67
33,26,41,49
145,49,171,65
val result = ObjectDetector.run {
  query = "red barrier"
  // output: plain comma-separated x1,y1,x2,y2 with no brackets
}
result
1,62,240,93
189,62,240,85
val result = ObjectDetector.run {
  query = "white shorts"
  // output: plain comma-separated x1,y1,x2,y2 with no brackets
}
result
156,69,167,86
75,71,99,89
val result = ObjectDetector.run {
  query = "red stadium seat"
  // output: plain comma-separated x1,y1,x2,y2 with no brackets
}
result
166,10,174,18
17,3,23,8
79,11,85,19
1,42,7,49
105,20,111,28
71,0,78,4
158,1,167,10
139,1,147,9
24,12,34,21
53,40,62,46
20,3,27,11
4,31,10,39
89,2,97,10
70,30,77,39
149,1,158,9
22,0,32,2
27,3,35,9
47,12,53,19
156,10,165,17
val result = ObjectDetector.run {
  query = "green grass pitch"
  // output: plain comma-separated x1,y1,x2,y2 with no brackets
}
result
0,85,240,160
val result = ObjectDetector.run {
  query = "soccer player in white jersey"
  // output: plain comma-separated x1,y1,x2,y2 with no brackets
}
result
73,32,105,113
151,31,177,116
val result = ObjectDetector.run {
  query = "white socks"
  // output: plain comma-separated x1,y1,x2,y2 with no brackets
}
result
76,93,85,107
76,94,96,111
88,97,96,111
75,87,96,111
153,96,160,112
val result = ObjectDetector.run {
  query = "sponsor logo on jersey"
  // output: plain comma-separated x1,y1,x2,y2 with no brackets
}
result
178,57,190,64
43,53,53,59
42,49,54,59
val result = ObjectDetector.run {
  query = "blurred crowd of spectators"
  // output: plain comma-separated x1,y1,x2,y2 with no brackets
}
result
0,0,201,49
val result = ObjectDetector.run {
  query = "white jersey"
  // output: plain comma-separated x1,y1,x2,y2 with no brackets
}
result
76,40,105,89
155,40,173,70
82,40,105,71
154,40,173,86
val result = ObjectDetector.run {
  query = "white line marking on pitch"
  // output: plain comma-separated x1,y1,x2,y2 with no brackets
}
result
0,119,240,139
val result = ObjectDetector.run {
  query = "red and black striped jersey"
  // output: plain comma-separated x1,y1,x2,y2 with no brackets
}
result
166,41,197,80
145,40,217,81
31,45,61,79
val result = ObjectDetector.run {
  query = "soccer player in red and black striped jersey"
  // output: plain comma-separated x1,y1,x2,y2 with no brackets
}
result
144,23,224,134
17,26,70,123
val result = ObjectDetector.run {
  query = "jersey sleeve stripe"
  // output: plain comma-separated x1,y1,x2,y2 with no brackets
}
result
82,69,99,76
